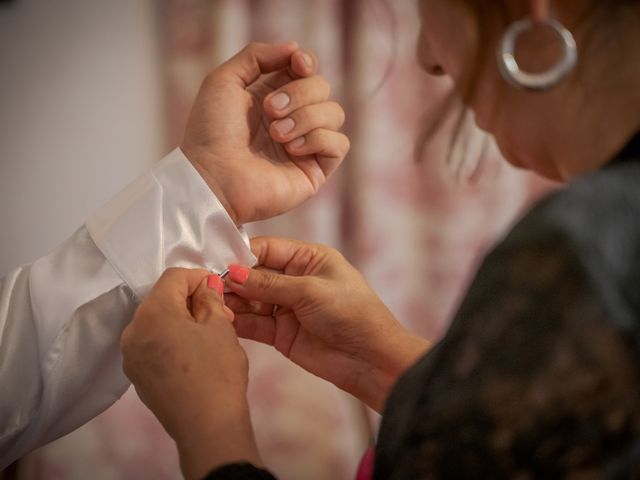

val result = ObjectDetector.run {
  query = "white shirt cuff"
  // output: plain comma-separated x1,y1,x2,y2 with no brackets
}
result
86,148,256,298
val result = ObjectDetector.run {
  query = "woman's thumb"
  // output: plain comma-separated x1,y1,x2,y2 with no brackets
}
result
191,275,226,324
225,264,303,307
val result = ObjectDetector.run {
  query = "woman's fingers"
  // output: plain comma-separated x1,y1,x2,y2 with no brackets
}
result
226,264,312,307
233,309,300,358
191,275,227,324
248,237,317,273
264,75,331,119
248,236,333,276
233,313,276,346
225,293,275,316
147,267,211,307
270,101,345,143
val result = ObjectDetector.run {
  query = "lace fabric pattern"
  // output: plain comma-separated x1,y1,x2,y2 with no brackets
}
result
377,159,640,479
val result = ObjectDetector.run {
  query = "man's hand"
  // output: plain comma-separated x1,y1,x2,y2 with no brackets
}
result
121,268,260,480
224,237,431,412
181,42,349,225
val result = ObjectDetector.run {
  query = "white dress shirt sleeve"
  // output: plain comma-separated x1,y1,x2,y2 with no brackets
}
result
0,148,256,469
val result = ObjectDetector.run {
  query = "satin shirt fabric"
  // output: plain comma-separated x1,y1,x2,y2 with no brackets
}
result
0,148,256,469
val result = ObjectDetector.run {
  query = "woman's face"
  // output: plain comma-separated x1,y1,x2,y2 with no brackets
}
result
417,0,564,179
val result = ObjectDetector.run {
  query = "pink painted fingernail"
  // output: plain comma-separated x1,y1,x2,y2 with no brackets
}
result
289,136,306,149
207,275,224,295
228,264,250,285
270,92,290,110
274,118,295,135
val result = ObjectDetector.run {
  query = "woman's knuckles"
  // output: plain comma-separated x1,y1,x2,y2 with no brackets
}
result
251,269,281,293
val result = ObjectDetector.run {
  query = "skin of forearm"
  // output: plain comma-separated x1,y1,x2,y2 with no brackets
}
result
354,331,431,413
175,401,263,480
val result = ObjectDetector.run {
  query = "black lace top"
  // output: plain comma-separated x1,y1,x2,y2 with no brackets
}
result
376,132,640,479
207,132,640,479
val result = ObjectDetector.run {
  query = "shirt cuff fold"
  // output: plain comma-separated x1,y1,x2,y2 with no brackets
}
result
86,148,256,298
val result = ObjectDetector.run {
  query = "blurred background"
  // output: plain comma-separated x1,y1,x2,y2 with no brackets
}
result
0,0,552,478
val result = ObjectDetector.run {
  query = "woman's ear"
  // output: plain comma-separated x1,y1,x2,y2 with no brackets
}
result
530,0,551,23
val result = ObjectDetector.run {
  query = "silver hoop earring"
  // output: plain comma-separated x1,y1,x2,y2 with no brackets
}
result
497,18,577,91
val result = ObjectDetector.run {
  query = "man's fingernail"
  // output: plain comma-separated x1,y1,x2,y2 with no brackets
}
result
289,136,306,149
228,264,250,285
274,118,295,135
207,275,224,295
301,52,313,68
270,92,290,110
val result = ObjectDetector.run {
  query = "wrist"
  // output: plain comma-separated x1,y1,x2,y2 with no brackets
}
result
180,145,240,225
355,330,430,413
175,398,261,480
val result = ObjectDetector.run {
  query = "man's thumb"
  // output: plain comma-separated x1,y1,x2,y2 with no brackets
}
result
225,264,303,307
217,42,299,88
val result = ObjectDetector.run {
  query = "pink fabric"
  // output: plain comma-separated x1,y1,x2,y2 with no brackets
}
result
19,1,554,479
355,447,375,480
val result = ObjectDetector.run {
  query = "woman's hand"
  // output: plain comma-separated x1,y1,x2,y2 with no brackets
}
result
181,42,349,225
225,237,430,412
120,268,260,480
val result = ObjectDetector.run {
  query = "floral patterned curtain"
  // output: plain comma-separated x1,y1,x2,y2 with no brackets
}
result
16,1,552,479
